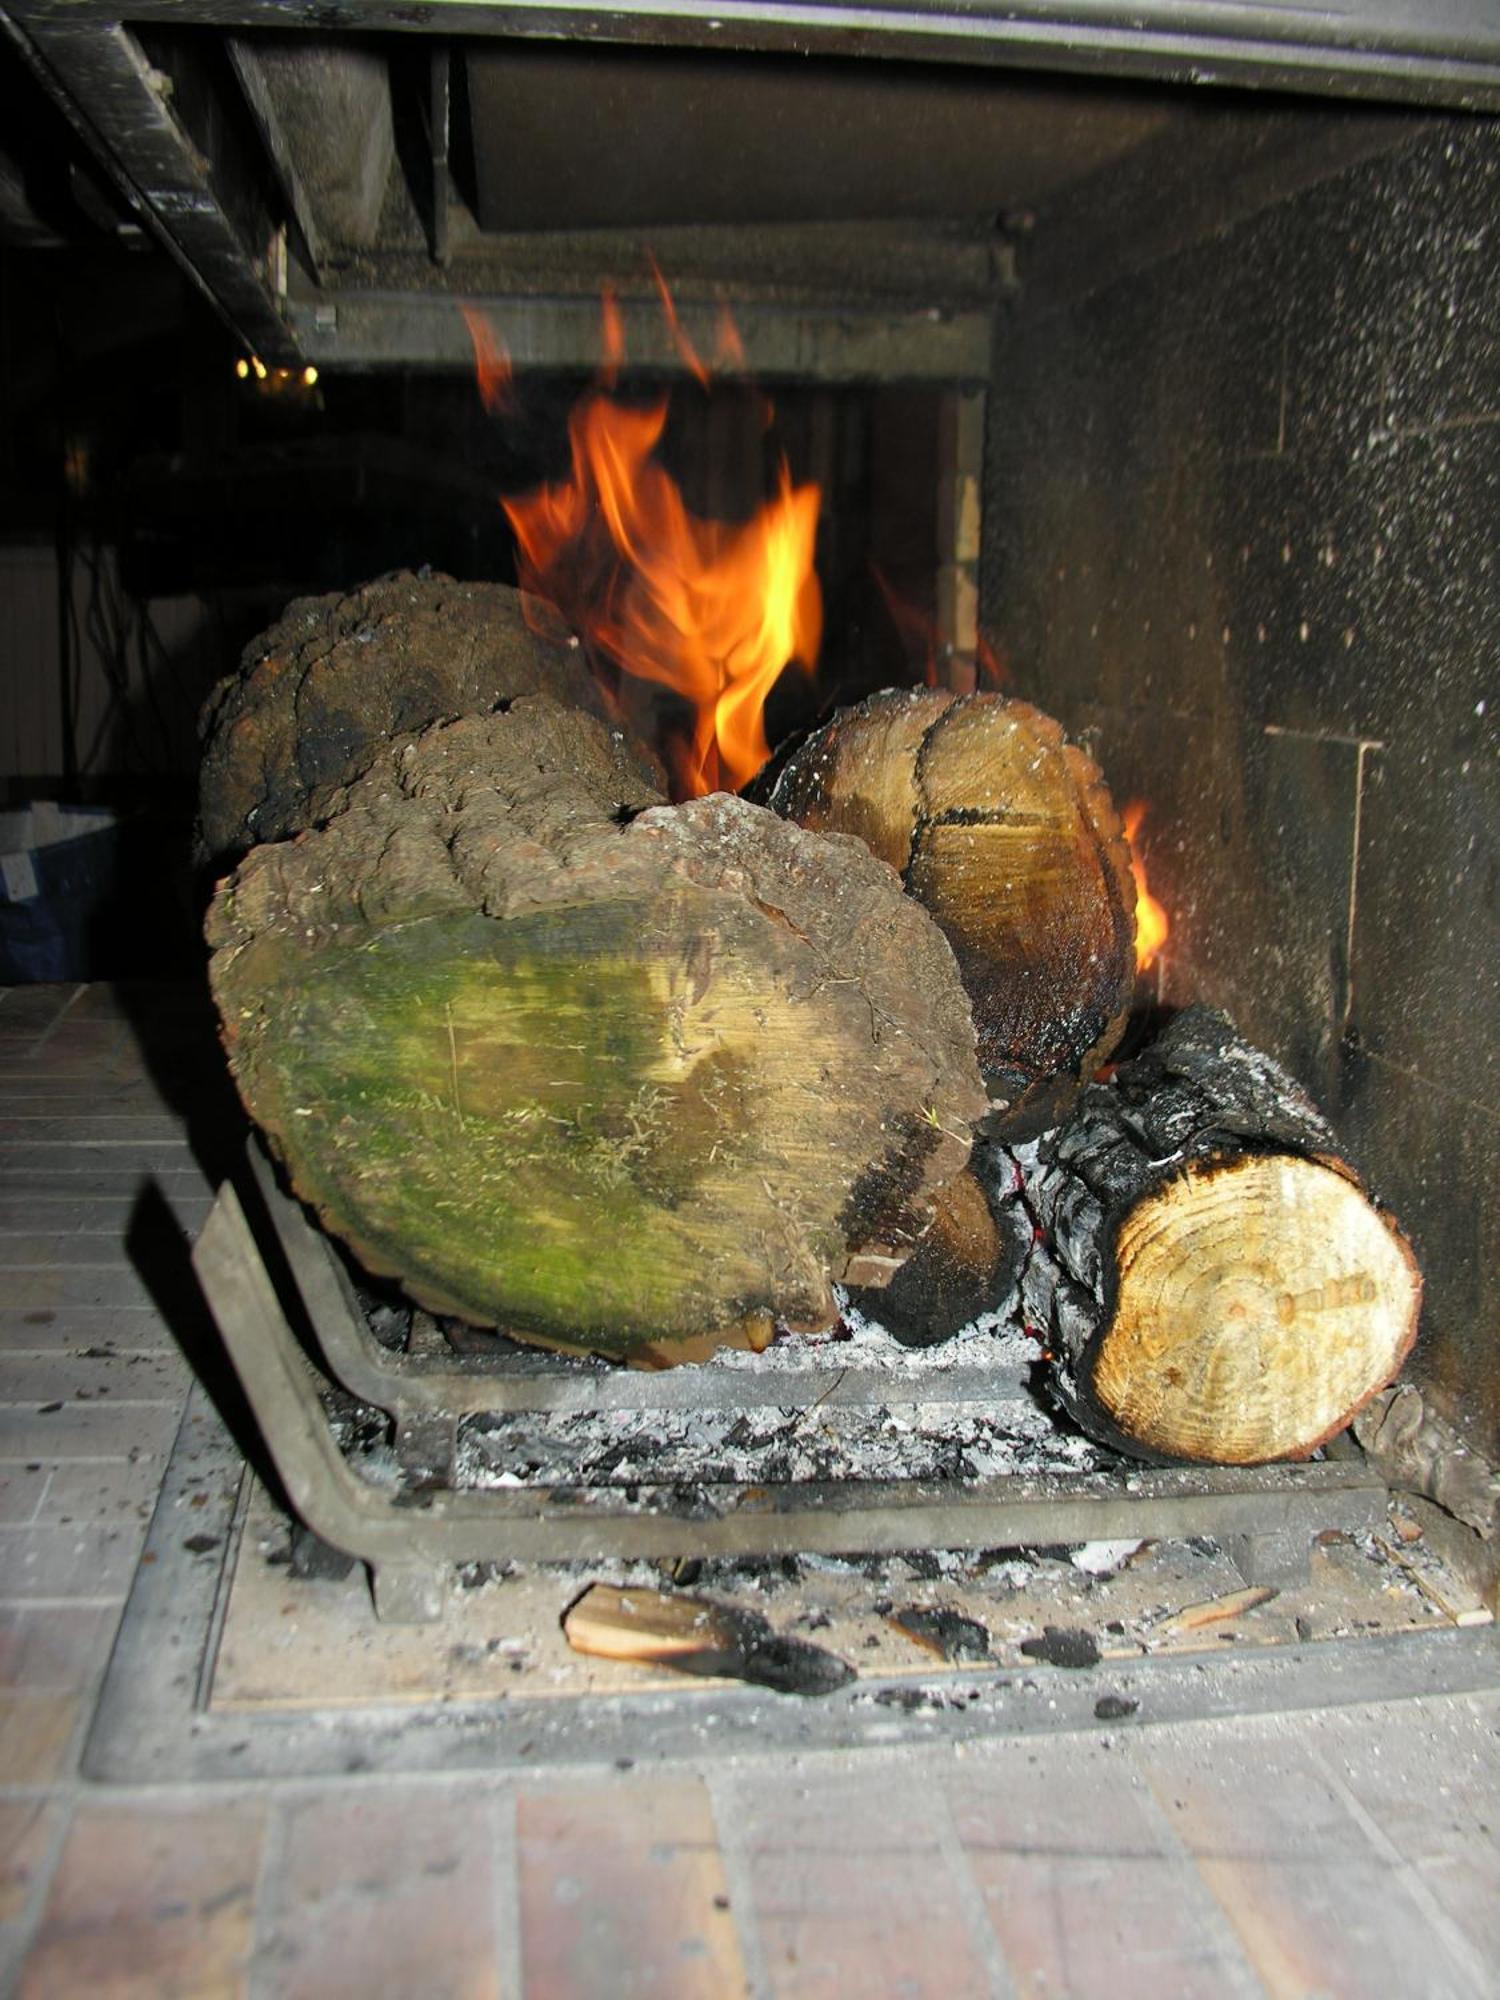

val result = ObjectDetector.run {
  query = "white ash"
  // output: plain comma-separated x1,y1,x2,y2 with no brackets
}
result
454,1383,1100,1491
700,1286,1034,1379
1069,1538,1146,1576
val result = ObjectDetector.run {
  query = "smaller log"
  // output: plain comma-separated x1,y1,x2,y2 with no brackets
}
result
197,571,603,867
769,688,1137,1130
1013,1007,1421,1465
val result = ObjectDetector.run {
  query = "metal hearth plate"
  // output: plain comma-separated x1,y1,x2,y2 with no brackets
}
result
82,1384,1500,1785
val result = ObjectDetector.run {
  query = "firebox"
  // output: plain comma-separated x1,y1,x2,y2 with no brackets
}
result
7,0,1496,1616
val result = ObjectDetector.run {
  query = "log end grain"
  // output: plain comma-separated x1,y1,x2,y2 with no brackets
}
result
1091,1150,1422,1463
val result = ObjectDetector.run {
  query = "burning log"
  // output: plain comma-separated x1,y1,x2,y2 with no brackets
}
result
1013,1007,1421,1465
197,571,603,867
206,695,987,1363
767,688,1137,1131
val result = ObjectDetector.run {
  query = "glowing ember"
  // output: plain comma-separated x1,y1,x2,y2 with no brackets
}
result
491,285,822,798
1123,800,1170,971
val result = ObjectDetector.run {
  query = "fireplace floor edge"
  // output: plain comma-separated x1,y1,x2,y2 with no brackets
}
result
80,1383,1500,1786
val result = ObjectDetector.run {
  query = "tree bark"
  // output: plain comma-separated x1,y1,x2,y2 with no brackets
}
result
197,571,603,868
1011,1007,1421,1464
207,695,987,1363
767,688,1137,1132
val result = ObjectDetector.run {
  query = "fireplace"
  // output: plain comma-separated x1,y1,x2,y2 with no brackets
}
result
6,3,1496,1619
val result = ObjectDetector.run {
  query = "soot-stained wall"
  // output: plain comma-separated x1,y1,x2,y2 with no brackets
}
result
983,118,1500,1456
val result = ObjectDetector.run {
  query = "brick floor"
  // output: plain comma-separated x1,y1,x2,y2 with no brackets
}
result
518,1777,747,2000
0,984,1496,1998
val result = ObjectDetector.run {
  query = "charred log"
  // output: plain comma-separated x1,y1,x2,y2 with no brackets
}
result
1012,1007,1421,1465
207,695,986,1364
768,688,1137,1131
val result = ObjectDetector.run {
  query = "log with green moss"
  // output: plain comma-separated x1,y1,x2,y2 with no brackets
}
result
206,696,988,1363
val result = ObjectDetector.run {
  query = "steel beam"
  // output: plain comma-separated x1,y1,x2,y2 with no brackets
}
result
287,289,994,383
3,14,299,362
6,1,1500,114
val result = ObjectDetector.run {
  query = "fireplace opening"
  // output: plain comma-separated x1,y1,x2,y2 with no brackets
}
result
3,9,1497,1649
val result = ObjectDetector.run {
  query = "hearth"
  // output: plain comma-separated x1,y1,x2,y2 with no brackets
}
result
9,2,1496,1622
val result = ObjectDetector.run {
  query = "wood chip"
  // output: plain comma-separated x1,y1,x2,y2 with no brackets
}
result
562,1582,855,1697
1156,1585,1277,1636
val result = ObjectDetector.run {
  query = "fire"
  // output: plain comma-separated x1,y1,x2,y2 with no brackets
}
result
488,284,821,798
1122,800,1170,972
459,304,515,415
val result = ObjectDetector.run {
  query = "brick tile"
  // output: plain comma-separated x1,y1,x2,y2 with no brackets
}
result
18,1801,265,2000
258,1786,502,2000
0,1233,138,1266
0,1267,173,1314
0,1466,47,1525
727,1767,989,1999
0,1797,64,1922
1309,1703,1500,1975
948,1741,1260,1999
0,1400,180,1460
0,1352,189,1403
0,1308,193,1353
0,1603,120,1690
0,1520,147,1599
519,1776,747,2000
0,1692,81,1783
1140,1730,1483,1999
5,1344,187,1392
39,1457,164,1524
0,1117,187,1146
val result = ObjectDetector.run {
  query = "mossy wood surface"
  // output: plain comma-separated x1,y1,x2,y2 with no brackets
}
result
769,688,1136,1131
1015,1008,1422,1465
197,572,603,867
208,698,986,1362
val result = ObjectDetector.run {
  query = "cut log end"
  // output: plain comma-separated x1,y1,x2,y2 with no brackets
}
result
770,688,1137,1129
1089,1152,1421,1463
209,697,986,1364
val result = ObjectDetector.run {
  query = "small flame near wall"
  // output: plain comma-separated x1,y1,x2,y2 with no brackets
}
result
1123,799,1170,973
462,278,821,799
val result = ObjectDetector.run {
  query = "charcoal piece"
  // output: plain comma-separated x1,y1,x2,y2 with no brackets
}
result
1019,1625,1101,1669
290,1522,357,1582
1094,1693,1139,1721
889,1605,994,1663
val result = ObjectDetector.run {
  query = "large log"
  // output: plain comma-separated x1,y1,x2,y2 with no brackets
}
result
197,571,603,867
767,688,1137,1132
207,695,987,1363
1012,1008,1421,1464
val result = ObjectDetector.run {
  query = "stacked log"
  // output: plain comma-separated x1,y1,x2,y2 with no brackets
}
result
1008,1008,1421,1464
767,688,1138,1132
197,572,604,868
200,584,1422,1450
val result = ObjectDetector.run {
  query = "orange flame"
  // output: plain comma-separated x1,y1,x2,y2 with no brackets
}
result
498,288,822,798
649,255,712,391
459,304,515,416
1123,800,1170,972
